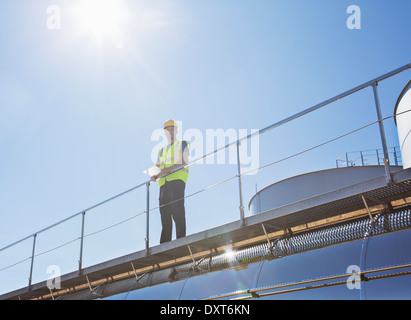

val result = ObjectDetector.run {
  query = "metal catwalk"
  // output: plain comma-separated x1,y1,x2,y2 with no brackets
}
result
2,167,411,300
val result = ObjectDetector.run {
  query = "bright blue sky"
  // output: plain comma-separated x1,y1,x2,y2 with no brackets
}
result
0,0,410,294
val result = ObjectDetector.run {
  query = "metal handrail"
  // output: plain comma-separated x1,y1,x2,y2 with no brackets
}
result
336,146,402,168
0,181,149,253
1,63,410,291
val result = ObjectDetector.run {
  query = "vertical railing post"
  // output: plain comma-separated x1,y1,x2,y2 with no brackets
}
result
78,211,86,274
236,141,246,227
372,82,392,183
394,147,398,166
28,234,37,290
145,182,150,254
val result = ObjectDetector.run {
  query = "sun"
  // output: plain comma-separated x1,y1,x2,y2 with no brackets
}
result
71,0,129,45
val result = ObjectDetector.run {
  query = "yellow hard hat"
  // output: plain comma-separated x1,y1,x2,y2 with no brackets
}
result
163,119,177,129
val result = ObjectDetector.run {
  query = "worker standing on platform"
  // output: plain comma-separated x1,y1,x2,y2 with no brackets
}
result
151,120,190,243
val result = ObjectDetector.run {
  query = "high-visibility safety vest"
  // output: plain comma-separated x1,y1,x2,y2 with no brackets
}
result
158,140,189,188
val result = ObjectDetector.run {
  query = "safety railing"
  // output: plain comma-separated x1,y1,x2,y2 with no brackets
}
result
336,146,402,168
1,62,410,294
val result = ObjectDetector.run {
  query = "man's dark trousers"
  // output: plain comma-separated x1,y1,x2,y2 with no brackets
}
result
159,180,186,243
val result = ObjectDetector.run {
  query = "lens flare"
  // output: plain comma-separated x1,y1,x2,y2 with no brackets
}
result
71,0,128,46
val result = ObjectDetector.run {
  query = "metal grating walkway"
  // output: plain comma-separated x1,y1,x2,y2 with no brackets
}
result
2,167,411,300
